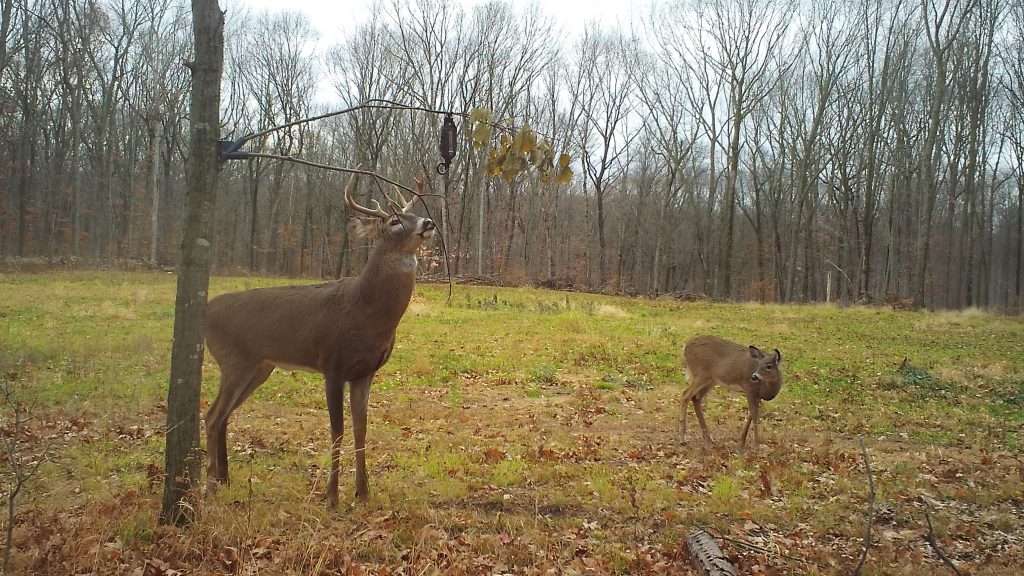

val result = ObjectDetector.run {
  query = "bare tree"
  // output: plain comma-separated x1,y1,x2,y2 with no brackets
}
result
2,0,1023,311
1,378,51,573
911,0,981,308
224,10,317,272
568,26,636,290
633,42,700,293
850,0,915,301
653,0,794,298
160,0,223,527
326,16,404,276
135,0,190,265
1002,0,1024,310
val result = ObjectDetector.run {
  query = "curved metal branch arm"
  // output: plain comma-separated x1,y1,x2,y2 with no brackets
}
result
223,98,534,164
243,152,419,197
238,99,472,149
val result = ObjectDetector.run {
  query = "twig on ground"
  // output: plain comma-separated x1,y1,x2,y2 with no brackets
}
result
924,510,965,576
2,380,51,572
703,528,809,565
852,438,875,575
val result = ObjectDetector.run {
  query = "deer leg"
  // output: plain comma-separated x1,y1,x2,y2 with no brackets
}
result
350,375,373,501
740,396,761,448
680,378,704,443
680,385,693,443
206,362,273,485
692,387,715,444
324,373,345,508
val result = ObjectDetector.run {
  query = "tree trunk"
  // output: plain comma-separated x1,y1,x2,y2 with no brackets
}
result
596,183,607,289
247,159,262,272
161,0,224,527
722,110,742,299
1017,176,1023,310
148,115,164,265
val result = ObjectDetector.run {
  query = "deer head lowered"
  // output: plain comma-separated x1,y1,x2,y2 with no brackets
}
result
204,174,435,506
680,335,783,448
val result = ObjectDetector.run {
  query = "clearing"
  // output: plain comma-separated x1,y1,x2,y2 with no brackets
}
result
1,271,1022,575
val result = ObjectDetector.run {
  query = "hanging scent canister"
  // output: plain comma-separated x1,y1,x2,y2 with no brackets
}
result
437,113,458,175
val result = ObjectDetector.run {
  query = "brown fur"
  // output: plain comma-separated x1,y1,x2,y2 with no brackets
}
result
680,335,783,447
204,177,434,506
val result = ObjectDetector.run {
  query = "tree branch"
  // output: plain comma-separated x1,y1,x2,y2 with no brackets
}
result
853,438,875,575
240,99,466,144
242,153,419,196
924,510,965,576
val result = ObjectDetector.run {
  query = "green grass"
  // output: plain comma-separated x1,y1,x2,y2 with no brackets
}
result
2,271,1023,575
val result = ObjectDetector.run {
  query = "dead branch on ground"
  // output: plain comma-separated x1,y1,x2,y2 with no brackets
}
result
924,510,965,576
852,438,875,575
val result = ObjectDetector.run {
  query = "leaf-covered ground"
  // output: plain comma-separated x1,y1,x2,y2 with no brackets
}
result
1,272,1022,575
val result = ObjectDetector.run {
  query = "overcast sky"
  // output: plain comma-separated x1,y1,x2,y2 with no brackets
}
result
228,0,641,48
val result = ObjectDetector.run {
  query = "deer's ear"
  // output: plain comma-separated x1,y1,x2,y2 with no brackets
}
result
774,349,782,364
349,216,381,239
748,345,764,359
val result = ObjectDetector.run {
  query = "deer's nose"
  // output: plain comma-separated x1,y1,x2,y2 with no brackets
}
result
418,219,436,238
751,373,762,382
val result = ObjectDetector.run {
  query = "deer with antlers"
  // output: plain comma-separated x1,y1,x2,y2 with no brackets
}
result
203,174,434,506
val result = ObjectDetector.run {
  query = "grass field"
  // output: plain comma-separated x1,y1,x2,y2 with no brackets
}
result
1,271,1022,575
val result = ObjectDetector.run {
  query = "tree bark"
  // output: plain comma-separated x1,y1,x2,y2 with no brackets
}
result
161,0,224,527
148,114,164,265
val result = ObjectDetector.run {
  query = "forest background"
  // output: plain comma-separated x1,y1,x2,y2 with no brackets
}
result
2,0,1024,310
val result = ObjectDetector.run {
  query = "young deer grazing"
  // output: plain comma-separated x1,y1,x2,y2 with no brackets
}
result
204,174,435,506
681,335,783,448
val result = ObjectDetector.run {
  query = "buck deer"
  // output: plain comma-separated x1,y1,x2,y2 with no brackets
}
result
203,174,435,506
680,335,783,447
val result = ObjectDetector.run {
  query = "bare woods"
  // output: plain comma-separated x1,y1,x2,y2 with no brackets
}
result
2,0,1024,310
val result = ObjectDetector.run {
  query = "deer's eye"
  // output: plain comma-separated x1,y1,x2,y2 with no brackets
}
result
389,218,400,227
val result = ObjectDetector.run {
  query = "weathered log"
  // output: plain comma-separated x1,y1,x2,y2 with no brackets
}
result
685,530,739,576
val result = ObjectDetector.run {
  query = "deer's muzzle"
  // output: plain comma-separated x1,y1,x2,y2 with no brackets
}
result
419,219,436,239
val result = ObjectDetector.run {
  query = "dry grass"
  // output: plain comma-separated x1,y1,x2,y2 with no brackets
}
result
1,272,1022,575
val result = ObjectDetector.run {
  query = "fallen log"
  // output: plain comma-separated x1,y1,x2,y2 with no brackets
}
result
685,530,739,576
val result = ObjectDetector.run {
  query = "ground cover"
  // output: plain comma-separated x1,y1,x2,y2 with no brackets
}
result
1,271,1021,575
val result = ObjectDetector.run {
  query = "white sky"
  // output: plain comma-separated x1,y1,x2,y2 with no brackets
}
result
228,0,641,48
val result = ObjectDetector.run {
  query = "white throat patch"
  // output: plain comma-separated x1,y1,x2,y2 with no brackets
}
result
391,254,418,272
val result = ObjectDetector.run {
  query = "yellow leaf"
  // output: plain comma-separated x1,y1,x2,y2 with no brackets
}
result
512,125,537,156
469,106,492,124
472,122,492,148
501,151,526,181
488,148,509,177
531,138,554,170
553,163,574,186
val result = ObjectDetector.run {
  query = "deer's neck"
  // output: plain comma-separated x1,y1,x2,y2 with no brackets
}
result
759,379,782,401
353,245,417,325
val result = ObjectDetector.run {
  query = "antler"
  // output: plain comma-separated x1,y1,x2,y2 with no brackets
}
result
408,176,424,212
344,173,389,219
383,177,421,214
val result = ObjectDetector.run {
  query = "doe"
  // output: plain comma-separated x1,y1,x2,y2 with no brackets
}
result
681,335,783,447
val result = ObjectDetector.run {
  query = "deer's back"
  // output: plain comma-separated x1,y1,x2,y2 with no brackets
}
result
205,280,365,370
683,335,754,387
